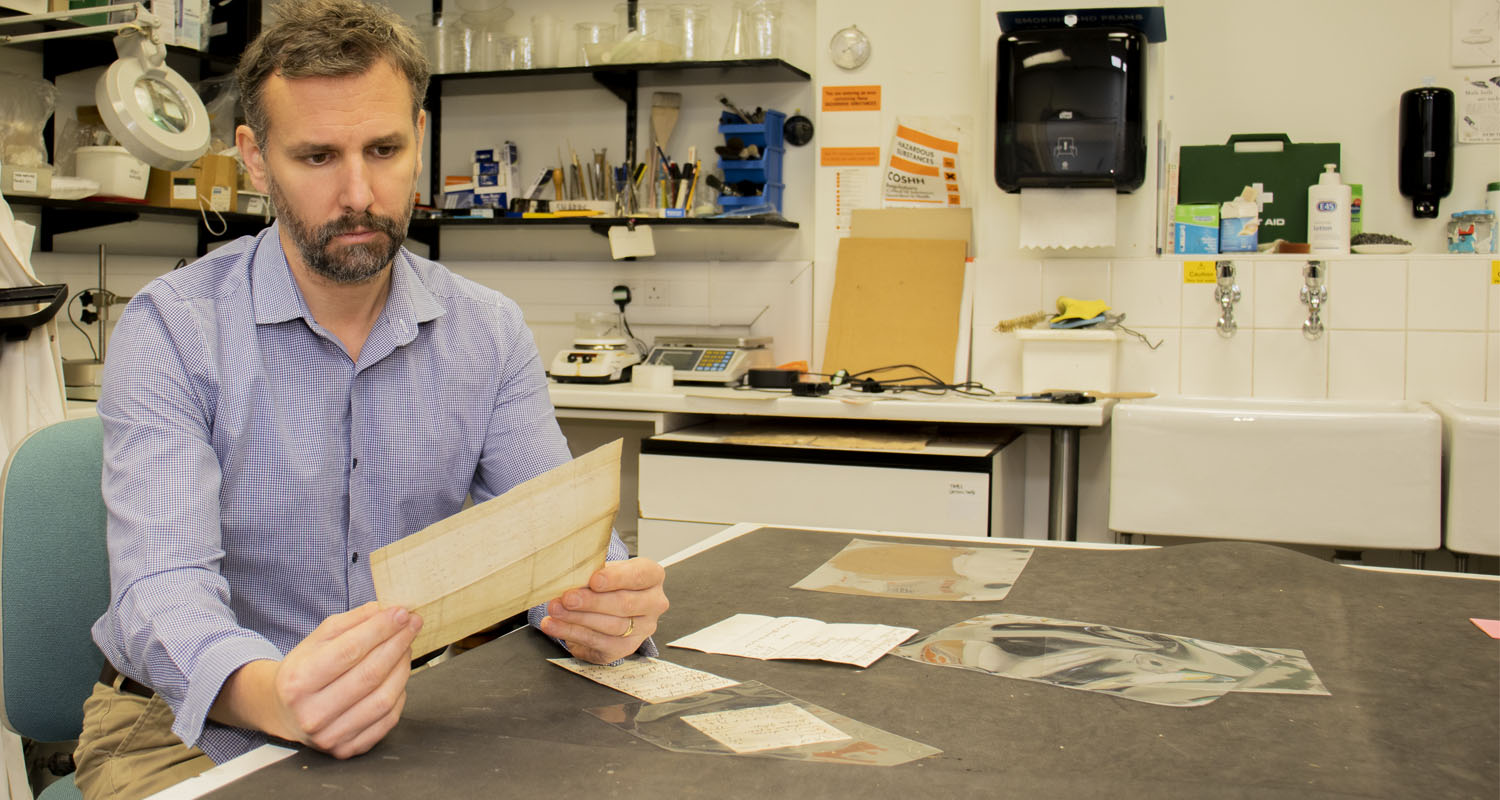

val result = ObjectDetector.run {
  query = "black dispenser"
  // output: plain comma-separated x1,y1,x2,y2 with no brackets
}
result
1398,86,1454,219
994,27,1147,193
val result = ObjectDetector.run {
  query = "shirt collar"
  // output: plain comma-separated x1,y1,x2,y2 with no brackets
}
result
251,220,445,332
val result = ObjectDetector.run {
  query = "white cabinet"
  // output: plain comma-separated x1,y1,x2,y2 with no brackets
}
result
637,420,1024,561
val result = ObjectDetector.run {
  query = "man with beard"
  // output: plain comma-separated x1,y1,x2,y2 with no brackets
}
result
75,2,668,797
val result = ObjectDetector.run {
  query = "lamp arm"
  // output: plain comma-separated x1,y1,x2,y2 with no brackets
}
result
0,3,160,47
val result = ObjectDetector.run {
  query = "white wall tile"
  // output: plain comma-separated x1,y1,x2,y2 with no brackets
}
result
1408,259,1489,331
1328,331,1405,400
1489,279,1499,333
1115,328,1179,395
1110,259,1180,327
1253,330,1329,398
1328,257,1405,330
1406,332,1487,402
1179,329,1253,397
1254,259,1321,330
1489,333,1500,402
1182,259,1254,329
1040,259,1111,311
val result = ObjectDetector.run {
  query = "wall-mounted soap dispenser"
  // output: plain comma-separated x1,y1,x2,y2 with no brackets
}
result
1399,85,1454,219
993,8,1165,193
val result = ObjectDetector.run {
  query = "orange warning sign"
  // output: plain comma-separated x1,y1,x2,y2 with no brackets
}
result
822,85,881,111
821,147,881,167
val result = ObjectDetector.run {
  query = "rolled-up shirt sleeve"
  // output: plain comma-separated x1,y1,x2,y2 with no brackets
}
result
92,289,283,749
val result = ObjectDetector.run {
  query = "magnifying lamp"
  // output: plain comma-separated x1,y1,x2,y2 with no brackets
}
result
0,2,210,171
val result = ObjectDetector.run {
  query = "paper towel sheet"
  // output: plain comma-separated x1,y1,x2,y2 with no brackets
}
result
1019,188,1117,249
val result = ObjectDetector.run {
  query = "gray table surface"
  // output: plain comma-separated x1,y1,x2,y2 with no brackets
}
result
206,527,1500,799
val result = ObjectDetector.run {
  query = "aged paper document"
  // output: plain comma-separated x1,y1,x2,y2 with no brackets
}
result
681,703,853,754
549,655,741,703
371,440,621,657
668,613,916,668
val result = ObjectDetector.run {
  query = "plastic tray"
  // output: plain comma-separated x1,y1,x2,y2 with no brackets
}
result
718,146,784,186
717,109,787,152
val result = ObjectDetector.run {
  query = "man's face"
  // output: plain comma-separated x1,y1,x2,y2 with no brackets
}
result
239,59,424,284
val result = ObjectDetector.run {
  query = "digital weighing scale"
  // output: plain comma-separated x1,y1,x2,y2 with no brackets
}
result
547,338,641,383
643,336,773,384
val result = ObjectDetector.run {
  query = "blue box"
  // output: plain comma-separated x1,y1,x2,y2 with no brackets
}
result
717,182,784,214
717,109,787,153
1174,204,1219,254
719,146,784,186
1218,216,1258,253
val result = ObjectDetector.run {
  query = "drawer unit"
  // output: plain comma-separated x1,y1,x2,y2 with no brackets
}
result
637,421,1024,561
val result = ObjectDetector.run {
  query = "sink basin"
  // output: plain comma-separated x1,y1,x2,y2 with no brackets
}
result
1109,397,1442,550
1429,401,1500,557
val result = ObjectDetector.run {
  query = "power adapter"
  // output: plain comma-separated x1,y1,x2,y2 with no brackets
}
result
791,381,831,396
747,368,802,388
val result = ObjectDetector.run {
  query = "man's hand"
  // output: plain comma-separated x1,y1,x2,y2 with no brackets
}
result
540,557,669,664
212,602,423,759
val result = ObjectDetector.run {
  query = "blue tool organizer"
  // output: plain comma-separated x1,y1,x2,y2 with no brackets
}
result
716,109,786,213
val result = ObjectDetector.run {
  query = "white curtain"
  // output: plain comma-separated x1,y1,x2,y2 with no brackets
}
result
0,194,66,800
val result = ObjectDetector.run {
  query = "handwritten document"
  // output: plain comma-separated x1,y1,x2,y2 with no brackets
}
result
682,703,853,754
548,655,741,703
371,440,621,657
668,613,917,668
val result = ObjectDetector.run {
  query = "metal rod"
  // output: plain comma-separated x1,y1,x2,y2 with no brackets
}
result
97,243,108,362
1048,427,1080,541
0,2,142,26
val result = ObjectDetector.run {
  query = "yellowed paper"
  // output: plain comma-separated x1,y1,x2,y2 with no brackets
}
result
370,440,621,656
549,655,741,703
682,703,853,754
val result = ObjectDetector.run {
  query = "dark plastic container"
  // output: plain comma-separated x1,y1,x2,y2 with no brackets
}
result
718,146,784,185
718,109,787,153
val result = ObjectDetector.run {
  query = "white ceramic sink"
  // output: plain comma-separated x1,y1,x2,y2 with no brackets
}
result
1428,401,1500,557
1109,397,1442,550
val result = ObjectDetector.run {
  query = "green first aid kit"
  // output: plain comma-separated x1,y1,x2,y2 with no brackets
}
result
1178,134,1340,244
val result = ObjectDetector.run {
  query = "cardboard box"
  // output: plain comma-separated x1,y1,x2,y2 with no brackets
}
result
146,154,237,211
2,164,52,197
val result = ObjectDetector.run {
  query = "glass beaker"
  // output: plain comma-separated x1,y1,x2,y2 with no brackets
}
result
530,14,560,68
575,22,617,66
669,4,711,60
722,0,751,58
415,12,454,73
749,1,782,58
493,34,521,69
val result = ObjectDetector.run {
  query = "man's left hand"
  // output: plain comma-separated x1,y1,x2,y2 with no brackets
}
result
540,557,668,664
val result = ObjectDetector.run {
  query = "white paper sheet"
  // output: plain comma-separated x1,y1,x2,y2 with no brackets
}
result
667,613,917,668
548,655,741,703
1019,187,1117,249
681,702,853,754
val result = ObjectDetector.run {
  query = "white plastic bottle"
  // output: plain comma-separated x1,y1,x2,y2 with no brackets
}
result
1308,163,1352,254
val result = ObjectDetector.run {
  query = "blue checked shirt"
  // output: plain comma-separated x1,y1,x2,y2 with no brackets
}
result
92,222,642,763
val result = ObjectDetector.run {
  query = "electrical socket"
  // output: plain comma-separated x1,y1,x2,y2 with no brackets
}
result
636,283,667,305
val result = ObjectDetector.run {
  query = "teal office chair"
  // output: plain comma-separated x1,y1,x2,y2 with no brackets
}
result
0,416,108,800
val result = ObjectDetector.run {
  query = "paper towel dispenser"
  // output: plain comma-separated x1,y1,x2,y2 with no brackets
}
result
994,27,1147,193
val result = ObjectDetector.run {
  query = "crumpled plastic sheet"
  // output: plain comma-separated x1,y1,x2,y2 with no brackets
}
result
893,613,1327,706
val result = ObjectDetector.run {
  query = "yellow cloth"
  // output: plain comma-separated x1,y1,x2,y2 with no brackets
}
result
1052,296,1110,322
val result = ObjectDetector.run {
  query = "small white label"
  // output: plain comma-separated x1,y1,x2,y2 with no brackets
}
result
173,182,197,200
10,171,37,192
209,185,231,212
245,196,266,214
608,224,656,259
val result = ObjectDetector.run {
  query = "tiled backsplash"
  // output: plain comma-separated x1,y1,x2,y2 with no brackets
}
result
973,254,1499,403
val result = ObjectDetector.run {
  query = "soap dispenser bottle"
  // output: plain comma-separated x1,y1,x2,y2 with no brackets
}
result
1308,163,1351,254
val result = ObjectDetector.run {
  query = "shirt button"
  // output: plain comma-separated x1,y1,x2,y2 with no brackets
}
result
352,552,359,563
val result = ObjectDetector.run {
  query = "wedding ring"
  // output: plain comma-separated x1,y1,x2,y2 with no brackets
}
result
620,617,636,638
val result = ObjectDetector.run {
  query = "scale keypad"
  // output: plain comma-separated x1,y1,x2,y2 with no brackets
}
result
694,349,734,371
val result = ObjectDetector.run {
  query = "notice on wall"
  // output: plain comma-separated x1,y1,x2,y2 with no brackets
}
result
882,119,965,208
821,85,882,111
1458,76,1500,143
821,147,881,167
832,167,881,236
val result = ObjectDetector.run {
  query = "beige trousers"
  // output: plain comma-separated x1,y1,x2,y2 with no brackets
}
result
73,682,216,800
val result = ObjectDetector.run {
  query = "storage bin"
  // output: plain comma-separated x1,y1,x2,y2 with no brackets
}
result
718,145,783,185
75,145,149,200
1014,329,1119,393
717,108,786,152
716,182,783,213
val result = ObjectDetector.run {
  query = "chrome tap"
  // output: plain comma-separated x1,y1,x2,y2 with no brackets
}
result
1214,260,1240,338
1300,261,1327,340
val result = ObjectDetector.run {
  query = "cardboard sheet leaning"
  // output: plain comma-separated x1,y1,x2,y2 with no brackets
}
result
370,439,621,657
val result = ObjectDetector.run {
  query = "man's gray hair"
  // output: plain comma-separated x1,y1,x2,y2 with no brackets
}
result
235,0,430,145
